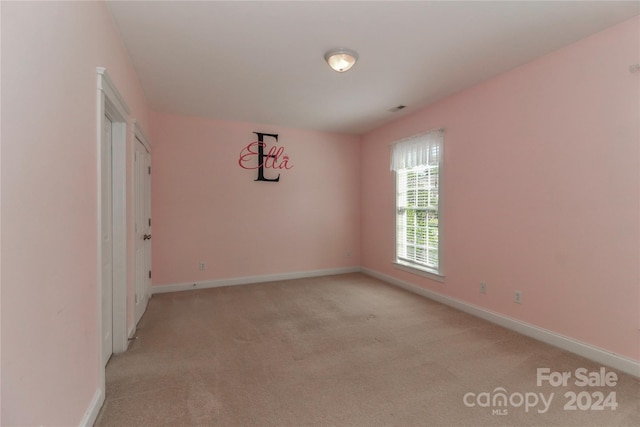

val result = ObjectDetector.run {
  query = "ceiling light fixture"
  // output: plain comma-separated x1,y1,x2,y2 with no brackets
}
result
324,48,359,73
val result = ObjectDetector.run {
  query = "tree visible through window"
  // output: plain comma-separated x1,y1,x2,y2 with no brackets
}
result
391,129,443,276
396,165,439,269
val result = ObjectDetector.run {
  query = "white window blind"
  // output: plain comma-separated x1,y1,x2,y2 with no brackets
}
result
392,129,443,275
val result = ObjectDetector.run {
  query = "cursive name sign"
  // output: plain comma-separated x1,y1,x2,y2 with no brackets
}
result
238,132,293,182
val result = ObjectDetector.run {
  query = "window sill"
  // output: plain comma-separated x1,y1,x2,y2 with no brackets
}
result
393,261,445,283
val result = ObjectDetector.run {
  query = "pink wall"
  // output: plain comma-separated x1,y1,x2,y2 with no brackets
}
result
150,112,361,286
361,17,640,361
1,1,150,425
1,2,637,424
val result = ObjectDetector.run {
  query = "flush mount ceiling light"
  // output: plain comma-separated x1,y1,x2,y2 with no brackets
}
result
324,48,359,72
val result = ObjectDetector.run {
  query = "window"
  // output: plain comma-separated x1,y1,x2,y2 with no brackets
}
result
391,129,444,279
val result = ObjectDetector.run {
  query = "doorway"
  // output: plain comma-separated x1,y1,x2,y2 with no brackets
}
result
97,68,130,370
101,112,114,364
134,126,152,324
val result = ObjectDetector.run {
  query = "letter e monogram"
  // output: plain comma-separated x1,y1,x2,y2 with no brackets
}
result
254,132,280,182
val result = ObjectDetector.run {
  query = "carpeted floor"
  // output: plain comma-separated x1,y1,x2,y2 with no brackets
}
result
95,273,639,426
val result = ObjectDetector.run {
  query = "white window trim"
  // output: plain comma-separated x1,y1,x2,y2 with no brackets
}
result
392,128,445,282
393,261,445,282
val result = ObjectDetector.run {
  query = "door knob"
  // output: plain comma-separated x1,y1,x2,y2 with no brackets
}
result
143,234,152,240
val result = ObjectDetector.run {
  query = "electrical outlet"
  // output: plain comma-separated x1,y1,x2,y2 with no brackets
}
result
480,282,487,294
514,291,523,304
199,262,206,271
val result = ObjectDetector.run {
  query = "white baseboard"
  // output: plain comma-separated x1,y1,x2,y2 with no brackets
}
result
152,266,361,295
362,267,640,378
78,388,103,427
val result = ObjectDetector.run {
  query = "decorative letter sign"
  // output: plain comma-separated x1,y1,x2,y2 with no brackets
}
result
238,132,293,182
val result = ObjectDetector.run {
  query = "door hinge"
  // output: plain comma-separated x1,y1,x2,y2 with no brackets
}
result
148,218,151,227
148,166,151,174
148,270,152,279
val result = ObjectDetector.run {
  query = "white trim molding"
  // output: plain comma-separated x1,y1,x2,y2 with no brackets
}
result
97,68,130,356
96,67,130,408
97,67,130,116
78,388,103,427
362,267,640,378
393,261,445,282
128,324,137,340
152,267,361,294
132,118,152,152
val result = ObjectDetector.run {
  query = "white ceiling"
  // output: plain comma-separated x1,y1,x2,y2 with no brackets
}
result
107,1,639,135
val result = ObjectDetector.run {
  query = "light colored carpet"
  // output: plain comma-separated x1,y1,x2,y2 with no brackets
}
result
95,273,639,426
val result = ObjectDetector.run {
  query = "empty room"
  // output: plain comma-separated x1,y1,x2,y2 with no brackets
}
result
1,1,639,426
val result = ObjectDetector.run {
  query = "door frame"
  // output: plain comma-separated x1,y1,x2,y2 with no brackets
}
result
97,68,129,387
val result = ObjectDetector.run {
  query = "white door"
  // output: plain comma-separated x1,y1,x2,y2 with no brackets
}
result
101,114,114,365
134,136,152,324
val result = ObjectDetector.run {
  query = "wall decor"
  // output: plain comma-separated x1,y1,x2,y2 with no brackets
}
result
238,132,293,182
